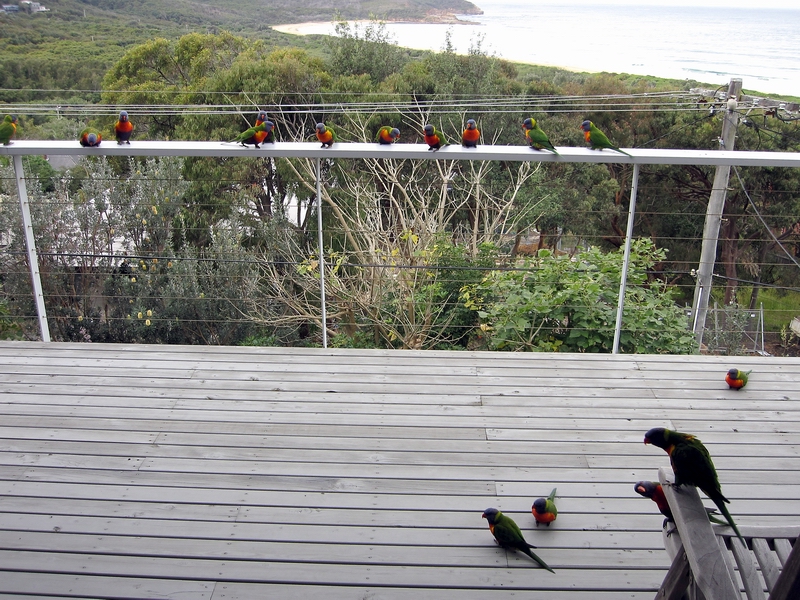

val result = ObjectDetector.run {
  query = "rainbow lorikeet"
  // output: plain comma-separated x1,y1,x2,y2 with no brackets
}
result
423,124,447,151
232,121,274,148
482,508,555,572
532,487,558,526
522,118,558,155
79,128,102,147
0,114,18,145
634,480,727,532
376,126,400,145
462,119,480,148
315,122,337,148
114,110,134,145
580,120,631,157
725,368,751,390
634,480,674,525
644,427,744,544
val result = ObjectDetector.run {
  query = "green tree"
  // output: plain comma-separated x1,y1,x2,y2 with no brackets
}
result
462,239,696,353
326,18,409,84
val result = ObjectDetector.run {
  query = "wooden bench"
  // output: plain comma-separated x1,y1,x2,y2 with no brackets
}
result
655,467,800,600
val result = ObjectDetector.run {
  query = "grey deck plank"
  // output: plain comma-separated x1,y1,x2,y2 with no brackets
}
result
0,341,798,597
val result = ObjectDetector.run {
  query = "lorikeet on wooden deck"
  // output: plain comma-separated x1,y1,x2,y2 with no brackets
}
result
580,120,631,156
482,508,555,572
423,124,447,151
0,114,18,145
522,118,558,155
644,427,744,544
725,368,751,389
376,126,400,144
114,111,134,145
461,119,480,148
232,121,274,148
532,487,558,526
79,128,102,147
315,123,337,148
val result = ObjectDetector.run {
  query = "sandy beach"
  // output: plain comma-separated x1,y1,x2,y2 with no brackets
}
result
272,13,479,36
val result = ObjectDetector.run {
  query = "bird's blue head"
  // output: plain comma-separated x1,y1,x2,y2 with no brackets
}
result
644,427,669,448
467,119,476,129
522,118,534,130
482,508,500,524
532,498,547,513
119,110,128,121
390,128,400,139
580,120,592,132
634,481,658,499
316,123,326,133
424,124,434,136
87,133,98,145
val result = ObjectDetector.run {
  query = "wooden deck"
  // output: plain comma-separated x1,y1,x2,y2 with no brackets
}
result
0,341,798,599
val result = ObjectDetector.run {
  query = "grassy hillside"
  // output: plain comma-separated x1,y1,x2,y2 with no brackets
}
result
0,0,479,99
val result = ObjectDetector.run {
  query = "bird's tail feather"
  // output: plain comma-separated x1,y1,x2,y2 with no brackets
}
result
523,547,555,573
548,488,557,502
714,499,745,545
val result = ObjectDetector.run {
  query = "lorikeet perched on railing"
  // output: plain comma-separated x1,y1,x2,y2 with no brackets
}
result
461,119,480,148
423,124,447,151
644,427,744,544
315,122,336,148
232,121,274,148
0,114,18,145
376,126,400,145
635,480,727,531
114,111,134,145
522,118,558,155
580,120,631,156
80,128,102,147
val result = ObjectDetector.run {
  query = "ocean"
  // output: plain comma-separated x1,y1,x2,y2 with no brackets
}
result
275,1,800,97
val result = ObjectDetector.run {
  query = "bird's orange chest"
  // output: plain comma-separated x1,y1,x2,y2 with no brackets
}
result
726,374,744,387
116,121,133,133
533,509,556,523
583,130,592,142
463,128,480,142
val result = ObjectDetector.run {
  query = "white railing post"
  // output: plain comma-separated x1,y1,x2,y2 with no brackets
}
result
13,155,51,342
316,157,327,349
612,164,640,354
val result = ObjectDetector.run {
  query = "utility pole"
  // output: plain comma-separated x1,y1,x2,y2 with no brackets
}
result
690,78,742,349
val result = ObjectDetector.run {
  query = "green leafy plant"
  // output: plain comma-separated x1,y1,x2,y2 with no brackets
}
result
462,239,696,354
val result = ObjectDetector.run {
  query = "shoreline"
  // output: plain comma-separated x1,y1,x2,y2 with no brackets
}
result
271,20,587,76
272,14,480,36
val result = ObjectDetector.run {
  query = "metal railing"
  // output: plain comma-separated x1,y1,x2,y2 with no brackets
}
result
4,140,800,350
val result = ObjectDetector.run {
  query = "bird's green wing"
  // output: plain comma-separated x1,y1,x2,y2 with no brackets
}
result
0,123,13,144
589,124,613,149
